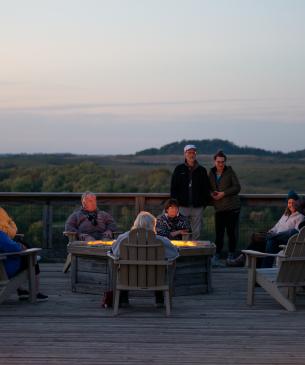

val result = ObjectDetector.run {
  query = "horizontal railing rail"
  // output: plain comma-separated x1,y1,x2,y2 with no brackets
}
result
0,192,303,259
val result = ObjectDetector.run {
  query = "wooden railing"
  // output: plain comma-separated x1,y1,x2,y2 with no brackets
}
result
0,192,300,258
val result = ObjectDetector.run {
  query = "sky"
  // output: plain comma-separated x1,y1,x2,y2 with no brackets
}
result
1,0,305,154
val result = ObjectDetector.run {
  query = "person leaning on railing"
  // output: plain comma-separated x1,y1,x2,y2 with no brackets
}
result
227,190,305,268
65,191,118,241
0,207,48,301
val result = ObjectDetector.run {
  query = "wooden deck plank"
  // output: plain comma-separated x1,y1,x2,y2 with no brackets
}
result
0,264,305,364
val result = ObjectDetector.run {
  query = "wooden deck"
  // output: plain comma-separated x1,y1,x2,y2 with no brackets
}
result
0,264,305,365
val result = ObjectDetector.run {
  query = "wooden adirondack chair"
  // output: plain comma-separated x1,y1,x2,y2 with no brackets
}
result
243,226,305,311
108,228,176,316
0,248,41,304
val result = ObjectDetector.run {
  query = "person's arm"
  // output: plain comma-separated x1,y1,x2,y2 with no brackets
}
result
103,213,118,238
0,231,23,253
295,214,305,230
160,236,179,260
156,216,171,238
223,169,241,197
65,212,79,233
111,233,125,257
268,215,284,234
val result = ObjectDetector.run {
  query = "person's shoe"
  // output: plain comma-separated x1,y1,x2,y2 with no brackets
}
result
18,289,48,301
211,253,220,267
36,292,48,302
226,254,245,267
227,252,235,260
17,288,29,300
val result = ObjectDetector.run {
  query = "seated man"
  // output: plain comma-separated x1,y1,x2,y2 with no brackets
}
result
156,199,191,240
65,191,117,241
0,207,48,301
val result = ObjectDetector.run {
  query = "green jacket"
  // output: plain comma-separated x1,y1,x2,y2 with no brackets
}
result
209,166,241,212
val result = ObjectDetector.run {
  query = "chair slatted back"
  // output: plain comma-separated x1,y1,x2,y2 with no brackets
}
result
277,227,305,284
118,228,166,288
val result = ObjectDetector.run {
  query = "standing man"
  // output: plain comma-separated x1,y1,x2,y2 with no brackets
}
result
170,144,210,240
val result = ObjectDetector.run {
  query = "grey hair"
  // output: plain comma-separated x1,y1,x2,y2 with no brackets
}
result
131,211,157,232
81,191,96,205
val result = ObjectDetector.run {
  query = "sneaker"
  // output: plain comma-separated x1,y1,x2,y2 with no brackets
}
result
17,288,29,300
211,253,220,267
227,252,235,260
36,292,48,302
226,254,245,267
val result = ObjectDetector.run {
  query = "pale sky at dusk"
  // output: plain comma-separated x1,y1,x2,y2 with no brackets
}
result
1,0,305,154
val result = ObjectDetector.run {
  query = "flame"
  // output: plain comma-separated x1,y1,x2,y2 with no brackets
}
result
87,240,114,246
171,240,198,247
86,239,209,248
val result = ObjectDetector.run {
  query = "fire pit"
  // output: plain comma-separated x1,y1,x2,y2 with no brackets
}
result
68,240,216,296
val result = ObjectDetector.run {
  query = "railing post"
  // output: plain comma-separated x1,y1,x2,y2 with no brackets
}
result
43,202,53,249
135,196,146,215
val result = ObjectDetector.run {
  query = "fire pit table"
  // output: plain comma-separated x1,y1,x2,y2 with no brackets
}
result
68,240,216,296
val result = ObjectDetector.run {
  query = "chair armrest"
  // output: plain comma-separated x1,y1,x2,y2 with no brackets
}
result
63,231,78,242
242,250,283,258
0,248,41,259
279,245,287,249
15,233,25,239
107,251,119,262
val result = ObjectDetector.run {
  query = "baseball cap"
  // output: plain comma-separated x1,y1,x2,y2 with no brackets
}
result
184,144,197,153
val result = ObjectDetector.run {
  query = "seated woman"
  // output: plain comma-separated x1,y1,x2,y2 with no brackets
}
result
227,190,305,268
112,211,179,306
65,191,117,241
156,199,191,240
0,207,48,301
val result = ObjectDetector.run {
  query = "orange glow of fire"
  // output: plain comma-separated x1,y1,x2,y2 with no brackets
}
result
87,240,114,246
170,240,197,247
86,240,206,248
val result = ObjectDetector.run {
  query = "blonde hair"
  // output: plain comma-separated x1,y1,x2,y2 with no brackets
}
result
131,211,157,232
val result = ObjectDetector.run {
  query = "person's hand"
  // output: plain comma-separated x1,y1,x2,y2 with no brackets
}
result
212,191,225,200
103,230,113,239
171,230,189,237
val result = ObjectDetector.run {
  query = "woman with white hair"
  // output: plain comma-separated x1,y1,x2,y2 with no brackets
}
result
111,211,179,307
112,211,178,259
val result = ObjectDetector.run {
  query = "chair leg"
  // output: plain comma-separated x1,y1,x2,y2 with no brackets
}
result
164,290,171,316
247,257,256,306
63,253,72,273
288,287,296,304
113,289,120,316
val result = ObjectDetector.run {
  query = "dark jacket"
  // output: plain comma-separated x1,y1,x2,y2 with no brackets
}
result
65,208,117,240
170,162,210,208
209,166,241,212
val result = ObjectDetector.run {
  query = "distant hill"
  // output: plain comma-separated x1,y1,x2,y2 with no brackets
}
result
136,139,305,158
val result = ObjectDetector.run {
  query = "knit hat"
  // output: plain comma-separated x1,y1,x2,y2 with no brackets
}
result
184,144,197,153
287,190,299,201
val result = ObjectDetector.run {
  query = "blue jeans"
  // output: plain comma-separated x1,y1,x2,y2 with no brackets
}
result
261,228,298,268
